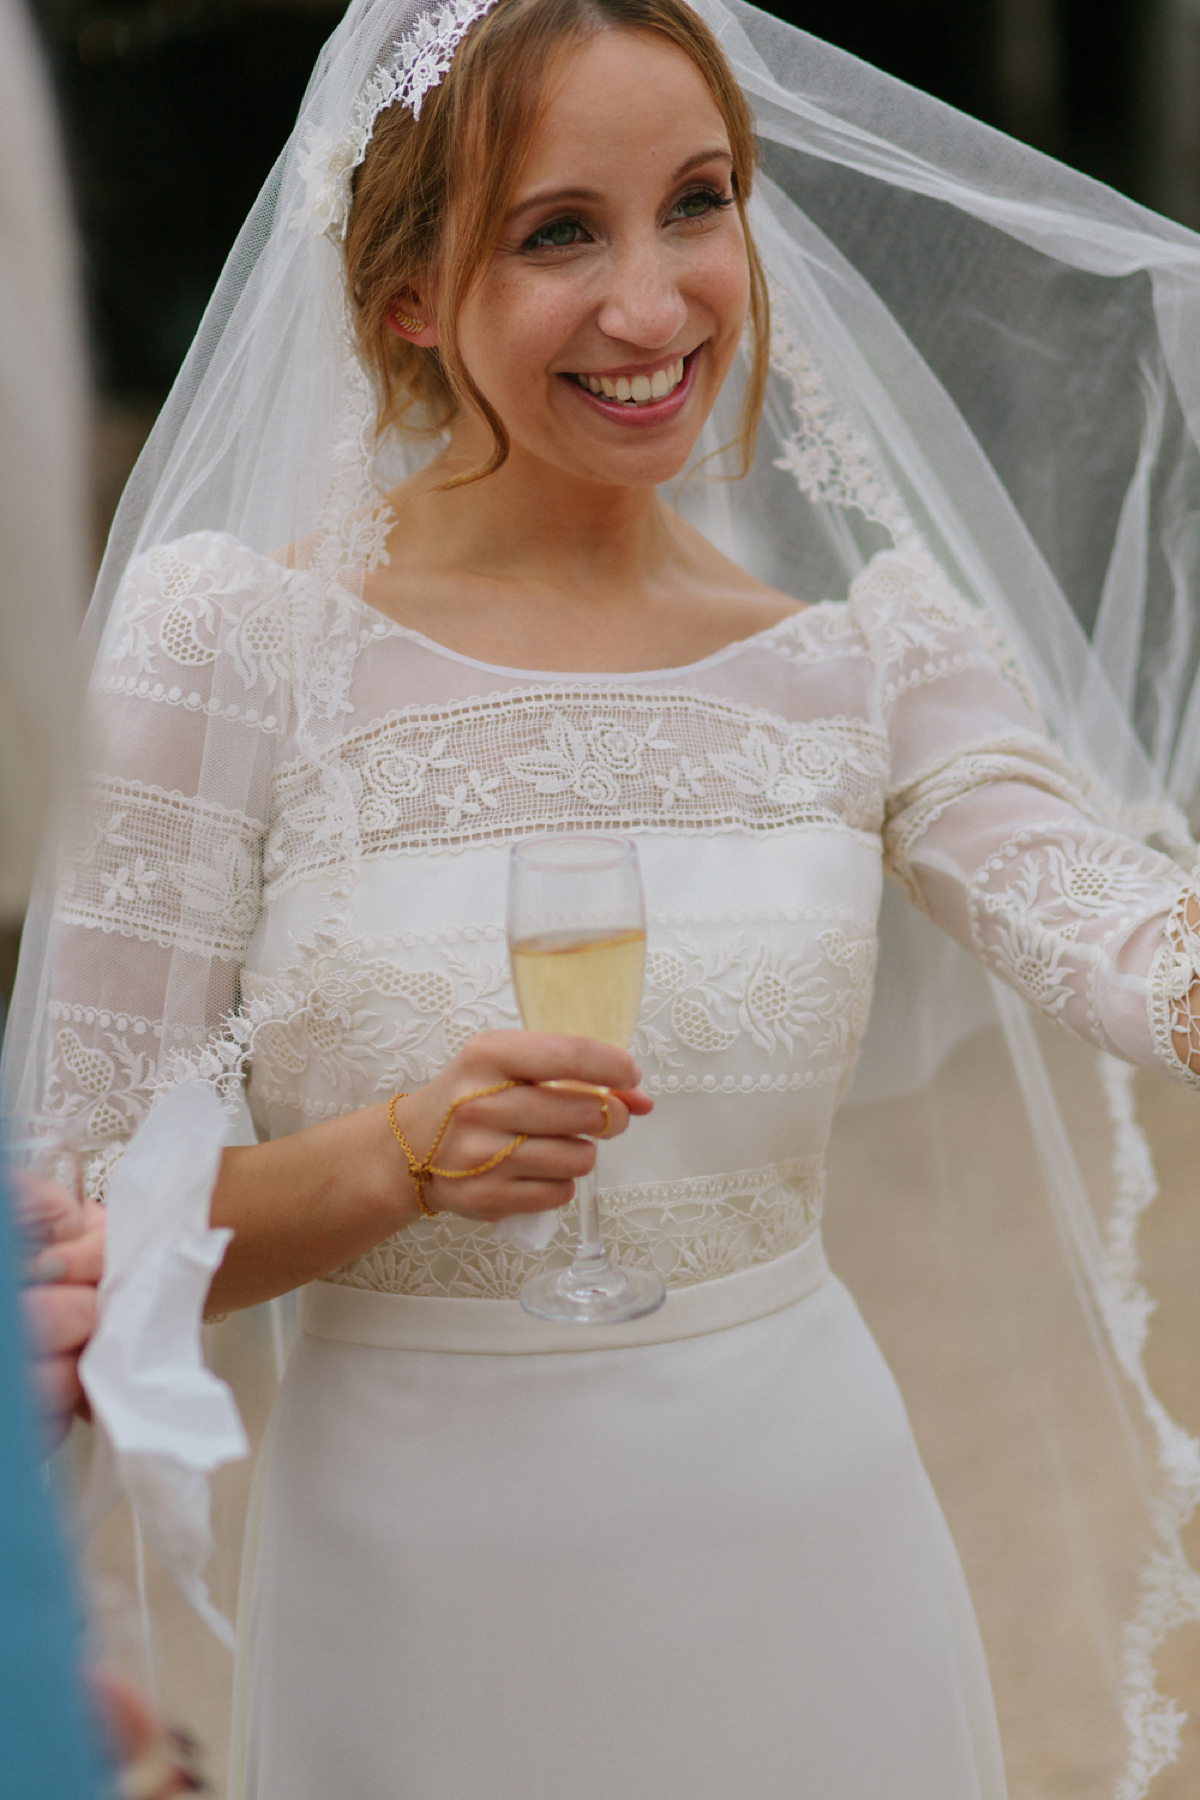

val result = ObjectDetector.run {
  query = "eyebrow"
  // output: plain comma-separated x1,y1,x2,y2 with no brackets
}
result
506,147,733,223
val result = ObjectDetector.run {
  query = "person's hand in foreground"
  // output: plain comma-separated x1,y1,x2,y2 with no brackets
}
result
19,1190,106,1449
90,1668,206,1797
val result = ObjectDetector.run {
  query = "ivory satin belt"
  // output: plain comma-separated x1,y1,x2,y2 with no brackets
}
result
300,1231,830,1355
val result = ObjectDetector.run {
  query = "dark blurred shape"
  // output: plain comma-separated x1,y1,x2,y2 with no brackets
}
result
770,2,1154,203
34,0,346,396
1148,2,1200,230
768,0,1002,130
1058,0,1147,195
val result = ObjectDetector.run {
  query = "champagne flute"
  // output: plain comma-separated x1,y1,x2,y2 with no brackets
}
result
508,833,665,1324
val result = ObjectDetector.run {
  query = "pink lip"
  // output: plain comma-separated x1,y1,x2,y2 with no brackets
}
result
560,349,699,428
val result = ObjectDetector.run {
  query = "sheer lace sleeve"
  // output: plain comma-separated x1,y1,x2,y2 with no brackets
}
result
851,547,1200,1091
44,533,291,1195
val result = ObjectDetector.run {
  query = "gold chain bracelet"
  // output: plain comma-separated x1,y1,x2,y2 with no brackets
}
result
387,1083,528,1218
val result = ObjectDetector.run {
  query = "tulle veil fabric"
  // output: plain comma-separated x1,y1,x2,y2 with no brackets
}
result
5,0,1200,1790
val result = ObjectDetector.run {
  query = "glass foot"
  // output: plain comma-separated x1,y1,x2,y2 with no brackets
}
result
519,1258,666,1325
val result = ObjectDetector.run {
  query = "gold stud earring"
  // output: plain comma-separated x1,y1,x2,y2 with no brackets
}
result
393,312,424,335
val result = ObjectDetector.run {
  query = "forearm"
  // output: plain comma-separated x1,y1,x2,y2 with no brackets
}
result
206,1103,417,1315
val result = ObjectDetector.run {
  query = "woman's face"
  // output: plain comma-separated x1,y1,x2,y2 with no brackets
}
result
449,28,751,491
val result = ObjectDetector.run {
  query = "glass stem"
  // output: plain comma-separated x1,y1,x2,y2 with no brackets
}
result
571,1156,609,1273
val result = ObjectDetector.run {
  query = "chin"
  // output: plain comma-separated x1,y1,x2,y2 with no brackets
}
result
563,431,701,490
583,453,695,490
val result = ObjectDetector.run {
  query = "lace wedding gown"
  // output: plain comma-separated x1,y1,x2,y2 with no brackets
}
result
48,531,1200,1799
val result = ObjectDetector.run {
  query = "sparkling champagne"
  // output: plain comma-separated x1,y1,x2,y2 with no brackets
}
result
508,835,663,1324
510,928,646,1047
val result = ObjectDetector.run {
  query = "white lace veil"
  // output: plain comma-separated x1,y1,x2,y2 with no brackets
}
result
5,0,1200,1788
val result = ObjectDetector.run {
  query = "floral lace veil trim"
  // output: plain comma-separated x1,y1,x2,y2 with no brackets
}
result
296,0,502,238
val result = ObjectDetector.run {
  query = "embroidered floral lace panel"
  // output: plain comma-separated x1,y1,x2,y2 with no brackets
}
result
264,691,887,891
60,777,263,959
331,1157,826,1300
849,551,1200,1085
238,907,879,1122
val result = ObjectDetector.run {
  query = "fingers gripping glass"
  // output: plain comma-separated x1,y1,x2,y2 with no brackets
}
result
507,835,666,1325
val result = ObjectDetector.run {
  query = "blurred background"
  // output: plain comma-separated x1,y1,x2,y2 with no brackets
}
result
0,0,1194,974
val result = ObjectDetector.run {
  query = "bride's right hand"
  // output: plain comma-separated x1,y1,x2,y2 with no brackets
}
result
209,1031,653,1314
387,1031,653,1224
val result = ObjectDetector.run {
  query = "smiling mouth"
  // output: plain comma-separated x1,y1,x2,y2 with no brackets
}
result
571,355,687,406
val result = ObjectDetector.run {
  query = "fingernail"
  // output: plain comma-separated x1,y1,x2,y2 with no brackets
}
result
31,1254,66,1284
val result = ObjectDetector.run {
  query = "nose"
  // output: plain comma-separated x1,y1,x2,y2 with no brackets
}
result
594,236,688,352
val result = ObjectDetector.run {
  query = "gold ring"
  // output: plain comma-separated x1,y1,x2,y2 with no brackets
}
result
540,1078,614,1138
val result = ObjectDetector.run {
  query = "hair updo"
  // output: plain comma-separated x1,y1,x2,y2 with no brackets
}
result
345,0,770,483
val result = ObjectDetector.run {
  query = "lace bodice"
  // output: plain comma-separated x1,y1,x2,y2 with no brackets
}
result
44,533,1200,1296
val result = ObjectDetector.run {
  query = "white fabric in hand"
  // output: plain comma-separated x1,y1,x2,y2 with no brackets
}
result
79,1081,248,1646
492,1208,562,1254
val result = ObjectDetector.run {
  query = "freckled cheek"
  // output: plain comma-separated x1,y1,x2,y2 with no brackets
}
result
460,280,584,412
704,244,750,333
691,249,750,384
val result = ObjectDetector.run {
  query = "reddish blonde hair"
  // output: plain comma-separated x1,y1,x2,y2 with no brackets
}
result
345,0,769,482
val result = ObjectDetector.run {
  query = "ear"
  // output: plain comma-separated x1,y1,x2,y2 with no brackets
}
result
386,289,439,348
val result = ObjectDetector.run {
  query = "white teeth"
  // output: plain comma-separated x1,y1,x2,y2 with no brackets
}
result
578,356,688,405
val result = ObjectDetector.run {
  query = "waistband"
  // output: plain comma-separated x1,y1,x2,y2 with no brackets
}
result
299,1232,829,1355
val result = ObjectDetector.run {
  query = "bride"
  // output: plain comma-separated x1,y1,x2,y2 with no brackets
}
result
8,0,1200,1793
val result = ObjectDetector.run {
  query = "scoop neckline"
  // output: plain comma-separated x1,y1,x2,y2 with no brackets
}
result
349,589,821,683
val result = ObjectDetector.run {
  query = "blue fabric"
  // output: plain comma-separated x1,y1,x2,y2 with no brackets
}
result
0,1164,104,1799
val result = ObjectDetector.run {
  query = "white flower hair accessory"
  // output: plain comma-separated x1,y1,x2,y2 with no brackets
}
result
296,0,502,239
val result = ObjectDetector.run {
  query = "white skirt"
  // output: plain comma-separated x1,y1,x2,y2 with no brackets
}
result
231,1271,1006,1799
